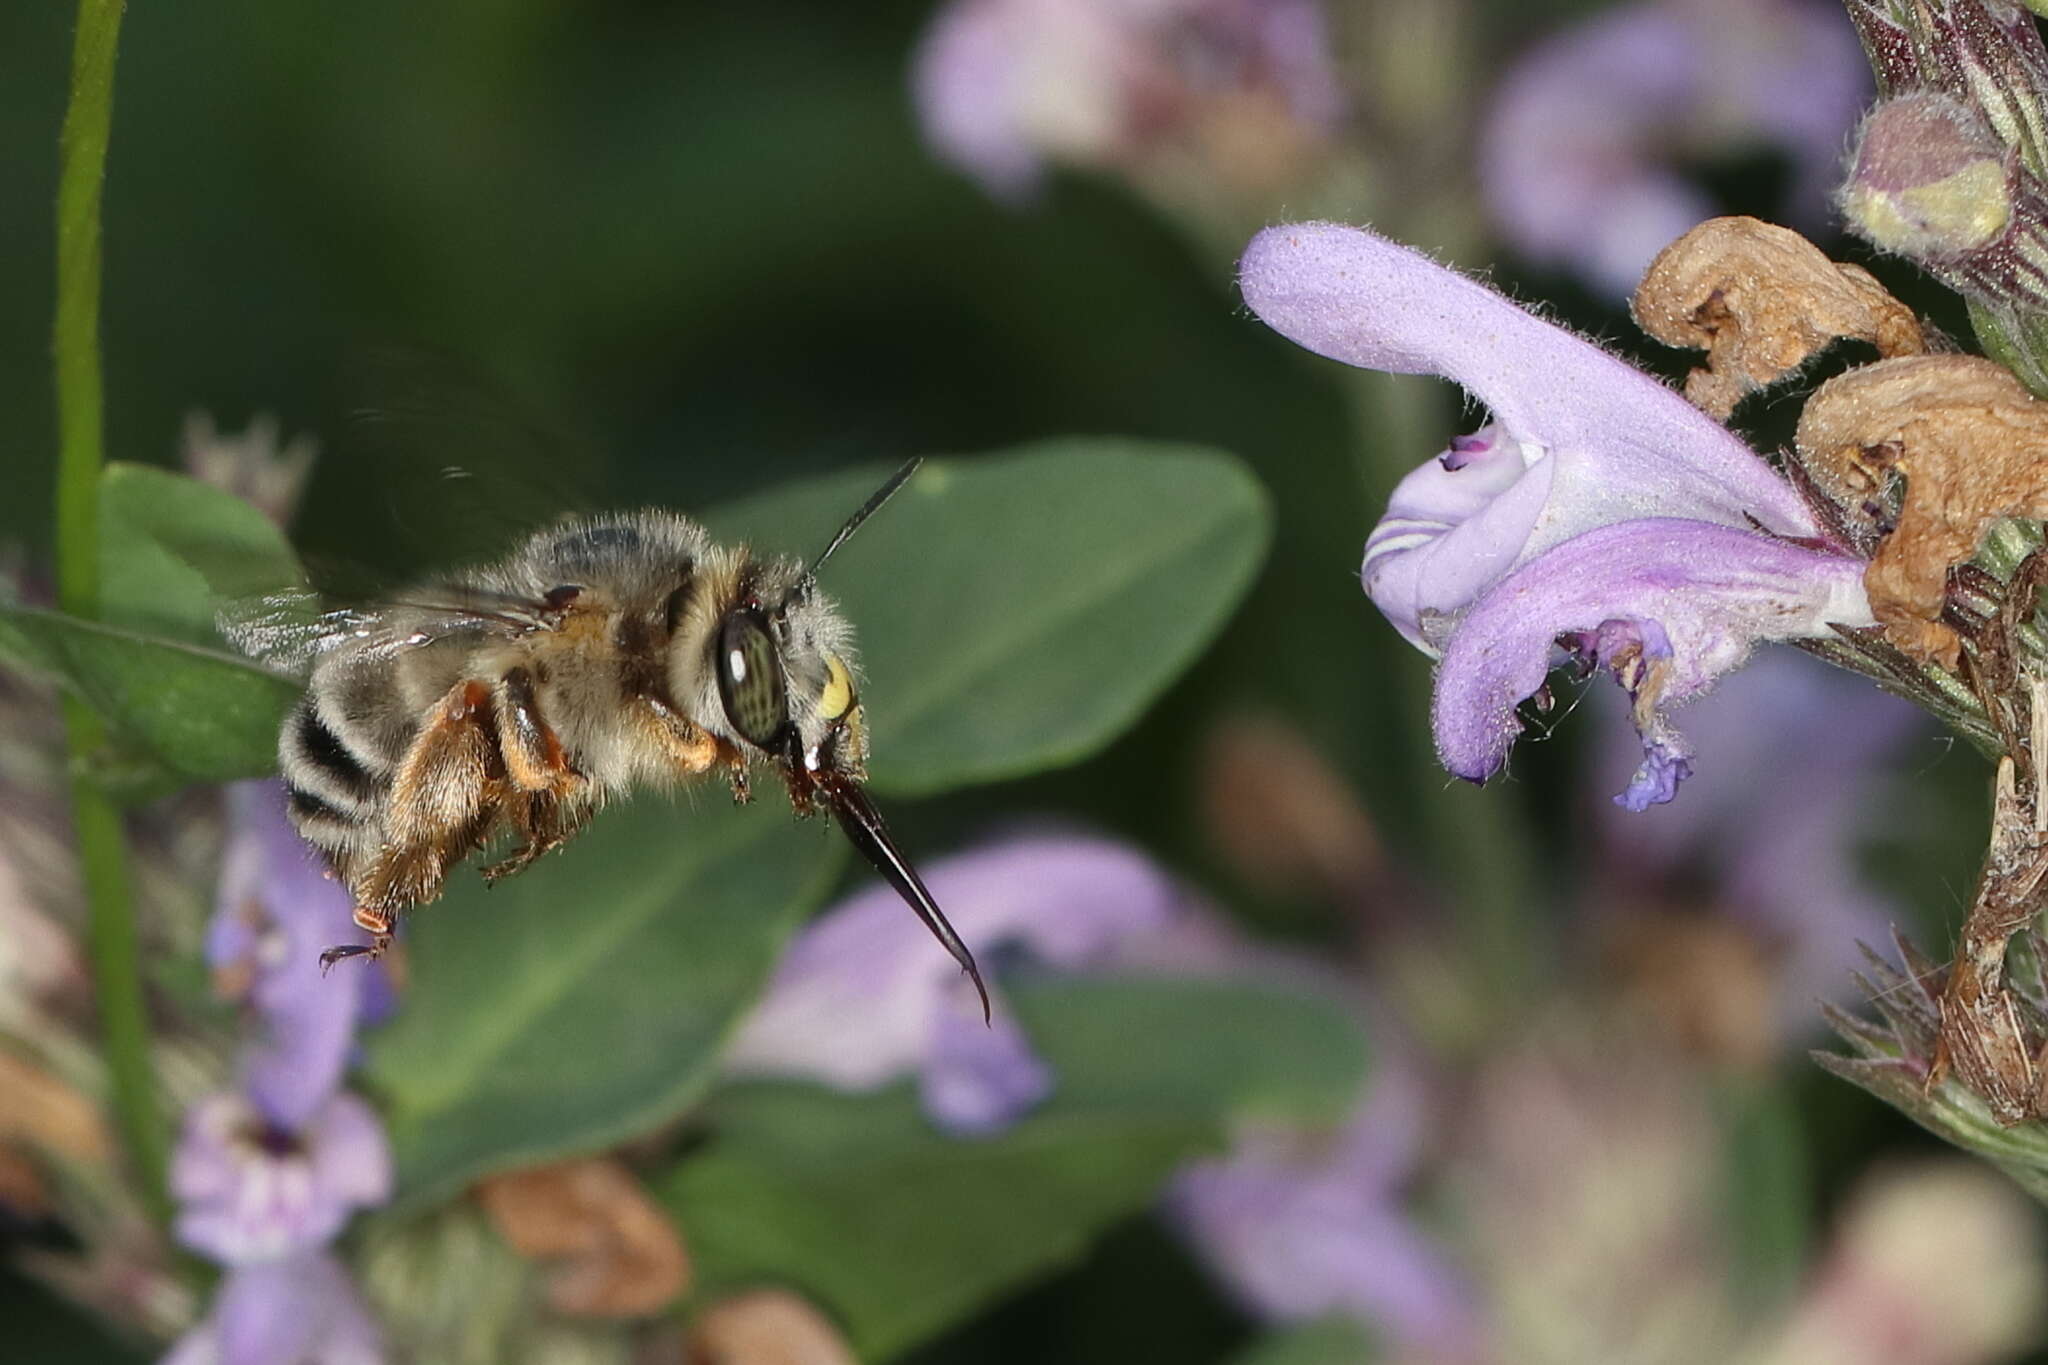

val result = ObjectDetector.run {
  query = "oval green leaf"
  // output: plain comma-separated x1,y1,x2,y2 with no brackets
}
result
98,463,302,645
0,606,297,782
704,442,1271,796
363,791,843,1206
665,975,1367,1359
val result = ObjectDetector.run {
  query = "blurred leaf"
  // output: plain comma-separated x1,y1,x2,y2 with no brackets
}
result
1227,1318,1380,1365
98,462,301,644
0,606,296,782
705,442,1271,796
364,793,843,1206
666,975,1367,1360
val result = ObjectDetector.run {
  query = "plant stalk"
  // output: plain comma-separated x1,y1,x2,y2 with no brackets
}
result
53,0,165,1225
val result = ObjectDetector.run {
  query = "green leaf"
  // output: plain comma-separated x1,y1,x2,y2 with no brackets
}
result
1227,1318,1380,1365
704,442,1271,796
0,606,297,782
665,975,1366,1360
98,463,301,644
363,792,843,1206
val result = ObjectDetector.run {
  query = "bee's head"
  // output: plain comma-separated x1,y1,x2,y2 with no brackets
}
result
705,459,988,1021
710,563,867,783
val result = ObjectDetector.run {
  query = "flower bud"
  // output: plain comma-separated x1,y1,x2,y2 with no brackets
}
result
1842,93,2048,318
1842,94,2012,258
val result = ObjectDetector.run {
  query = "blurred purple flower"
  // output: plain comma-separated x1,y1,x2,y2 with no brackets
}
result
725,832,1191,1134
911,0,1343,201
170,1090,392,1266
1589,650,1925,1027
1479,0,1869,297
161,1252,382,1365
1169,1054,1479,1356
1240,221,1874,807
210,782,380,1129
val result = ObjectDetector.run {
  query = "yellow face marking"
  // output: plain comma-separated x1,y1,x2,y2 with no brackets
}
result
819,654,855,720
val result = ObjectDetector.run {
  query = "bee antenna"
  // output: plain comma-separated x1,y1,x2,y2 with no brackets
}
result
809,457,923,576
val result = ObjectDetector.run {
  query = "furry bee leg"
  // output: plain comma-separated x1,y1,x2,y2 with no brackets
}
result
481,666,592,884
355,678,502,920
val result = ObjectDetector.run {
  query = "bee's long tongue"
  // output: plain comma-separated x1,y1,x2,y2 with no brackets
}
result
824,779,989,1023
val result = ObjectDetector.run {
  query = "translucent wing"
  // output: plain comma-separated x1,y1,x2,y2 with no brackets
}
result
217,585,562,676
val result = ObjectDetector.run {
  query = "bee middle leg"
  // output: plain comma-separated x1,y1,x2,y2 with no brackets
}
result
482,786,596,884
480,665,593,883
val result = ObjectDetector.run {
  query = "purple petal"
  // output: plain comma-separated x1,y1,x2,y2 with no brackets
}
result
305,1093,394,1212
1431,520,1873,798
920,976,1056,1135
1479,0,1869,296
911,0,1344,202
1168,1070,1478,1354
1364,422,1556,650
1239,222,1817,541
910,0,1050,201
211,1254,383,1365
170,1091,391,1267
216,782,374,1129
725,833,1185,1095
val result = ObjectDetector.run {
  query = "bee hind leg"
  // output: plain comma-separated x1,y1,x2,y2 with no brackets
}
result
359,678,505,916
321,905,395,971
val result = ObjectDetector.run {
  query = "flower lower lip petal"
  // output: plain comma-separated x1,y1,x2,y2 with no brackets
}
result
1430,519,1874,800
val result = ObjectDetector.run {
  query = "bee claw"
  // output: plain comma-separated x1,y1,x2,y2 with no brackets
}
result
319,935,391,973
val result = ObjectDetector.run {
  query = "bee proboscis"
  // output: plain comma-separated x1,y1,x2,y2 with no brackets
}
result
229,460,986,1015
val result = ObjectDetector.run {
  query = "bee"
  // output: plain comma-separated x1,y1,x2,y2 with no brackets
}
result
230,460,987,1015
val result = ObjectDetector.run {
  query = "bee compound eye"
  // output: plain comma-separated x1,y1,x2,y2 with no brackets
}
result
716,611,789,747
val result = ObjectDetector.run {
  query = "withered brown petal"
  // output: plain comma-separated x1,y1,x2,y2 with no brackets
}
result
685,1290,858,1365
1795,352,2048,666
1634,216,1927,419
475,1157,689,1317
0,1051,112,1165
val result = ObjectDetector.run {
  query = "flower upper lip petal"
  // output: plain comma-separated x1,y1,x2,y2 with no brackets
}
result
1237,221,1821,543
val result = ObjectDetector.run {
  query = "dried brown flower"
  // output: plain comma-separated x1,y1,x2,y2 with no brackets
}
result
1795,353,2048,665
684,1290,857,1365
475,1157,690,1317
0,1049,111,1166
1634,216,1927,419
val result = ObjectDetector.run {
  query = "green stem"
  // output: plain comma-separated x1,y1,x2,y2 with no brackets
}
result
53,0,164,1225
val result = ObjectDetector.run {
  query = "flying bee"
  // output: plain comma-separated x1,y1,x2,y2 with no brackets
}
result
229,459,987,1016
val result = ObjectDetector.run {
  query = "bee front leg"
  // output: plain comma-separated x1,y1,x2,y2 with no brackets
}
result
355,678,503,925
635,695,726,780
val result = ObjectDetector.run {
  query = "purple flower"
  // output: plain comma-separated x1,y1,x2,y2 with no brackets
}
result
911,0,1343,201
725,833,1192,1134
1168,1056,1478,1355
1479,0,1869,297
210,782,379,1129
161,1252,382,1365
170,1090,392,1266
1240,221,1874,806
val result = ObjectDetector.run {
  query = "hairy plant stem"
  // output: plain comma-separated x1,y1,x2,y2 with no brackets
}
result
53,0,164,1225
